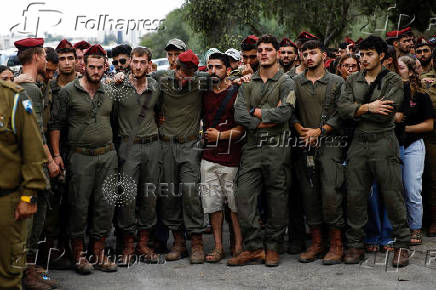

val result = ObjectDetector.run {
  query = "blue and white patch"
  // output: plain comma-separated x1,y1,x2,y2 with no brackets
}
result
22,99,33,113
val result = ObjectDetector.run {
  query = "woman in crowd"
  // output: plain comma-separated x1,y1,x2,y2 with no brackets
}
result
0,65,14,82
397,55,434,245
336,54,359,79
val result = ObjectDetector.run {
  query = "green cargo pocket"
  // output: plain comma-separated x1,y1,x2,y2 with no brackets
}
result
10,241,26,275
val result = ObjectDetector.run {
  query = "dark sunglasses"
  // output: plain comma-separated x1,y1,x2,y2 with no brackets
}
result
112,58,127,66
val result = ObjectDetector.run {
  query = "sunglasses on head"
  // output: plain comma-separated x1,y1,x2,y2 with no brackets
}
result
112,58,127,66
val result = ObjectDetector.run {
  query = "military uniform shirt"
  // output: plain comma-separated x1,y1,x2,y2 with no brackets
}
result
293,70,344,130
156,70,209,137
19,82,45,143
337,68,404,134
0,80,46,195
49,78,113,148
234,70,295,135
114,76,160,138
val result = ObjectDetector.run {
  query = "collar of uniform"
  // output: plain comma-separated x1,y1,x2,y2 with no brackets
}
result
49,76,61,92
357,66,388,83
300,69,330,85
126,75,154,92
251,70,283,81
73,77,105,94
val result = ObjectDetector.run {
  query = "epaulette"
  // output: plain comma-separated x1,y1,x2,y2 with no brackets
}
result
0,80,24,94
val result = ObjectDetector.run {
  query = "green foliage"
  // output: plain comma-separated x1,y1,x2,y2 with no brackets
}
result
140,9,202,59
142,0,436,56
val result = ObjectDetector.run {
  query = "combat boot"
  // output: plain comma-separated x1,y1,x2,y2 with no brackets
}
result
136,230,159,263
22,265,56,290
227,249,265,266
322,229,343,265
298,228,324,263
71,238,93,275
344,248,365,264
92,238,117,272
119,234,135,267
165,231,188,261
190,234,204,264
392,248,409,268
265,249,280,267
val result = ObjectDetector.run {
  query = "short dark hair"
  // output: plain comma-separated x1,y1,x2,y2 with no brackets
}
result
358,36,387,56
17,47,44,65
256,34,280,51
208,53,230,68
131,47,152,61
45,47,59,64
112,44,132,58
301,40,326,53
84,54,105,65
0,65,12,74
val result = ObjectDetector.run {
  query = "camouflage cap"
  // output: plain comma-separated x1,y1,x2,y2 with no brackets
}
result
165,38,187,51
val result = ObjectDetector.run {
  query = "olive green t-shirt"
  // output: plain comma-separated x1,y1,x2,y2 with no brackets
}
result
113,76,160,138
50,78,113,148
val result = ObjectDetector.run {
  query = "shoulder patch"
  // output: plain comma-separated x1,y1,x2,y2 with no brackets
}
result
22,99,33,113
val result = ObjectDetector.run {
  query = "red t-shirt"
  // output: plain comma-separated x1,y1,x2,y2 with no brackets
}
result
202,85,242,167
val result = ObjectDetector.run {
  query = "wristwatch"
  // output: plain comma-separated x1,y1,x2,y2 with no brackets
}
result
249,107,256,116
21,195,37,204
320,127,327,136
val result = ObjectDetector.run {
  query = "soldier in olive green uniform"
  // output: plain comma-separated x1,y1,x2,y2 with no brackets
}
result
292,55,345,264
228,36,294,267
50,45,118,274
0,80,47,290
113,48,161,265
154,50,207,264
421,62,436,236
337,36,409,267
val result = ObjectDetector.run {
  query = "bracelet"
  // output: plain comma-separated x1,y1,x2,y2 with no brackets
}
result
53,154,61,157
218,132,221,140
367,103,371,113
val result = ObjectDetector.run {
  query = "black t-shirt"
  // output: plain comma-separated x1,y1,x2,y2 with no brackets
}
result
402,83,434,148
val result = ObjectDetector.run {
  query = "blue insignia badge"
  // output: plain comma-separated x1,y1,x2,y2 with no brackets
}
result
22,99,33,113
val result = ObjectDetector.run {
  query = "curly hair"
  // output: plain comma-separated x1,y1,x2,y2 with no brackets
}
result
398,55,423,97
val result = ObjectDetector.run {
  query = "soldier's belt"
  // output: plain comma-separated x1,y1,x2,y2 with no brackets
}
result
121,135,158,144
159,134,198,144
354,131,393,142
0,187,18,197
74,144,114,156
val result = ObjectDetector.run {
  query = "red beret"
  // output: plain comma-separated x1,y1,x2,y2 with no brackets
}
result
242,35,259,45
280,37,297,49
73,40,91,50
56,39,73,51
386,27,413,39
14,38,44,52
296,31,318,41
178,49,199,67
84,44,107,56
355,37,363,45
325,58,334,69
345,37,355,46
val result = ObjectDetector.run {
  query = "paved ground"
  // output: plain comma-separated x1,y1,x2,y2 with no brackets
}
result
48,227,436,290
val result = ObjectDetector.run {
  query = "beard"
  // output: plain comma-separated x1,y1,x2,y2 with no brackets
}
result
132,69,147,79
306,60,322,71
85,70,102,84
420,57,431,66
